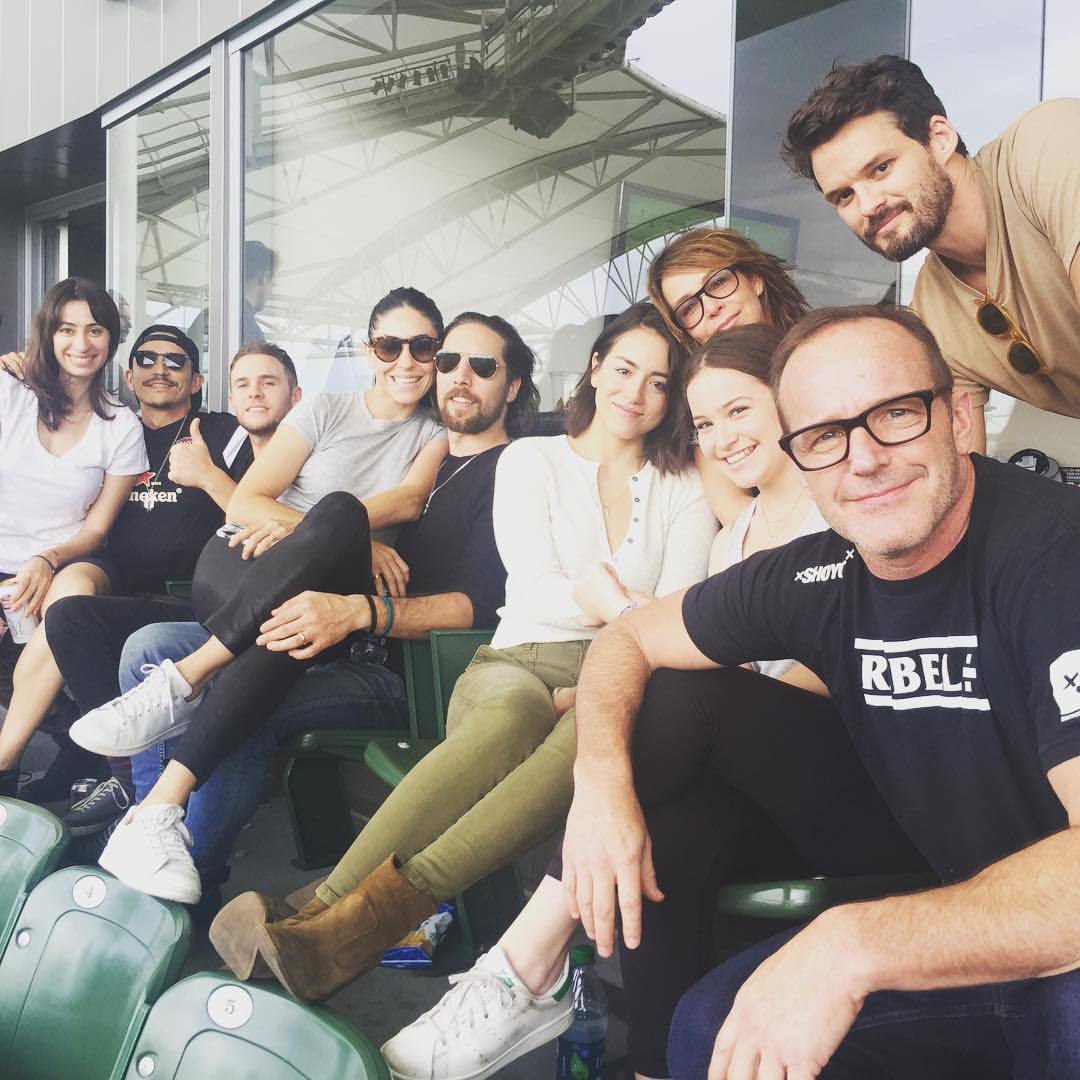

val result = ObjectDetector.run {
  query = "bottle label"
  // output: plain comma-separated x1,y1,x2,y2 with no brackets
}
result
556,1039,604,1080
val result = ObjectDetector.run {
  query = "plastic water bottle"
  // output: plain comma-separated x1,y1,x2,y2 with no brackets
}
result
556,944,607,1080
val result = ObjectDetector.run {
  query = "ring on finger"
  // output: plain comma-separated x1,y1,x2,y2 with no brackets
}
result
297,629,308,645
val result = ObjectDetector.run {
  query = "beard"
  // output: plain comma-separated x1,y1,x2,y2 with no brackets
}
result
439,395,503,434
860,162,954,262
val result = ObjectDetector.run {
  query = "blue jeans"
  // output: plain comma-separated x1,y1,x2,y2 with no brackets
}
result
122,622,407,889
669,926,1080,1079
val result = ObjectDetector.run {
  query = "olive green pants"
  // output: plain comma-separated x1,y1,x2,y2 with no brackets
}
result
317,639,589,905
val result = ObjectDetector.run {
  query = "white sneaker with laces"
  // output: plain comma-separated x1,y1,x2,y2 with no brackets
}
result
381,946,573,1080
99,803,202,904
69,660,203,757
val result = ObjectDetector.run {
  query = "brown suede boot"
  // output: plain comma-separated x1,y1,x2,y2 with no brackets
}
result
254,854,437,1002
209,877,327,980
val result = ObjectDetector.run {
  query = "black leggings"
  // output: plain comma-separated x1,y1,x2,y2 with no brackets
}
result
174,491,373,783
576,667,928,1078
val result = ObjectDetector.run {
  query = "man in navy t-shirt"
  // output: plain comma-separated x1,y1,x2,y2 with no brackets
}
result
562,305,1080,1077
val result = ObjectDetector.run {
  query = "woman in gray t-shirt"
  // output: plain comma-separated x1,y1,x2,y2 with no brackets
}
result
74,287,448,904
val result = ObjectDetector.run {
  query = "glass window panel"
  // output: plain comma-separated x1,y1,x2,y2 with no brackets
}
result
729,0,908,309
107,74,211,391
242,0,732,403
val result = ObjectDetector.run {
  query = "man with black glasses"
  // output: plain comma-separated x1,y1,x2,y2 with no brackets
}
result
563,306,1080,1077
783,55,1080,452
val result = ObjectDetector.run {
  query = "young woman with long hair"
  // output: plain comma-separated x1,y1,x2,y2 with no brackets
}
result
71,286,449,901
209,300,717,1004
0,278,146,795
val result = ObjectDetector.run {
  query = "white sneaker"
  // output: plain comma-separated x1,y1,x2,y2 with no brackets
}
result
69,660,202,756
381,946,573,1080
99,804,202,904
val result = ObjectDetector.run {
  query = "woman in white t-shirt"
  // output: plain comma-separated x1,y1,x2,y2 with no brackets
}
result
0,278,147,795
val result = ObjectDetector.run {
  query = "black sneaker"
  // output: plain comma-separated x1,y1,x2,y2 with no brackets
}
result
62,776,133,837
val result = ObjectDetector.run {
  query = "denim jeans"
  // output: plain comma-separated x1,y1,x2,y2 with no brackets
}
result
669,926,1080,1079
122,621,407,889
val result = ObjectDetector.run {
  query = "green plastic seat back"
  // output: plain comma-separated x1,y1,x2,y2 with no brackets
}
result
124,971,389,1080
0,865,191,1080
402,638,438,739
0,798,69,954
716,871,938,920
430,629,494,736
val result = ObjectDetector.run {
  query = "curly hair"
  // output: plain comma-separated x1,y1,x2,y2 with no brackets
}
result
647,228,808,345
782,55,968,183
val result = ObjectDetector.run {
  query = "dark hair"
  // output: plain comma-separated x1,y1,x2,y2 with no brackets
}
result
442,312,540,437
244,240,277,283
690,323,785,387
783,55,968,183
565,302,692,474
647,228,808,345
367,286,445,341
24,277,122,431
230,340,298,388
770,305,954,405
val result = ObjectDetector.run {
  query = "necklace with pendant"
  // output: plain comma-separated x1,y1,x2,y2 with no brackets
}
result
423,455,476,515
143,416,189,488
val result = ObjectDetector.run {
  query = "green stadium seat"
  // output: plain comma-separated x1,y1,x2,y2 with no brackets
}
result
0,865,190,1080
123,970,388,1080
716,870,937,921
0,798,69,955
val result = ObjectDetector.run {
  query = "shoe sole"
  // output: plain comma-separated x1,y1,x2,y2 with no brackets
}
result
99,850,202,905
69,716,193,757
209,893,282,980
67,816,124,838
253,924,321,1003
383,1007,574,1080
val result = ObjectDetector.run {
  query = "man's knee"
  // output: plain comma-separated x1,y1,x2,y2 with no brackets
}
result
44,594,97,651
668,962,741,1079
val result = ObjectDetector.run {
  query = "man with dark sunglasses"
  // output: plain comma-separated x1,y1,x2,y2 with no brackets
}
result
784,55,1080,451
103,312,541,917
564,306,1080,1077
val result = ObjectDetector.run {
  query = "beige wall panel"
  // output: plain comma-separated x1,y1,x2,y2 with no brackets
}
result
198,0,241,42
129,0,166,86
28,0,64,137
162,0,202,66
97,0,132,106
0,0,31,149
61,0,100,124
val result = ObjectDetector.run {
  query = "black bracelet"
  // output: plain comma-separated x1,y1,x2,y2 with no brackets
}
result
34,553,57,573
364,594,379,634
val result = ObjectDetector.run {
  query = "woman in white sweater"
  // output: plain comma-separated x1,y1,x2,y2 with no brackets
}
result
224,301,717,1002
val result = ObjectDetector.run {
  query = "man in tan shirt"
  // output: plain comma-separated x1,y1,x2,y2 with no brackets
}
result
783,55,1080,450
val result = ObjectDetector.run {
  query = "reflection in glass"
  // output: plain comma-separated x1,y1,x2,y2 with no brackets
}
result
729,0,907,309
243,0,732,402
108,75,211,374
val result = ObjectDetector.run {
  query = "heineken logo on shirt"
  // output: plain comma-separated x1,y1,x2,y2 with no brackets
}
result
129,472,182,511
856,635,989,712
1049,650,1080,722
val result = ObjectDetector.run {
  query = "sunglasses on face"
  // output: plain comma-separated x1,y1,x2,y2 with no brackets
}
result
974,299,1044,375
674,267,741,331
369,334,439,364
132,350,190,371
434,352,500,378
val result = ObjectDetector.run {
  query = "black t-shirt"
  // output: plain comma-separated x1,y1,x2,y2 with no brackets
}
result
682,455,1080,883
109,411,253,595
395,444,507,628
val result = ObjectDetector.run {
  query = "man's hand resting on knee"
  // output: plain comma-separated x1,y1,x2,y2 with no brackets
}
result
561,763,664,957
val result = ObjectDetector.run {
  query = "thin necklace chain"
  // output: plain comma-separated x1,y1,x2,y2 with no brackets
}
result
423,455,476,515
146,415,189,485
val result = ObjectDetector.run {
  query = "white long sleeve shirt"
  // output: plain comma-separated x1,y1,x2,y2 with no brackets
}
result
490,435,717,649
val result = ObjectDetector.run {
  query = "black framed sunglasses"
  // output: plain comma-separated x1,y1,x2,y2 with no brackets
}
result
369,334,439,364
434,352,500,378
779,387,948,472
132,350,189,371
673,267,741,331
975,299,1043,375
